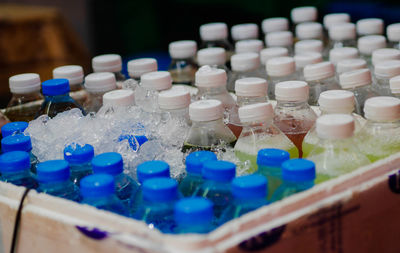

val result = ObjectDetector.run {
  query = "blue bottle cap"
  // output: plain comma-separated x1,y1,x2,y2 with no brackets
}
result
41,78,70,96
137,160,170,184
202,160,236,182
1,134,32,153
92,152,123,176
142,177,178,202
232,174,267,200
64,144,95,164
186,151,217,174
174,197,213,225
257,148,290,167
1,122,29,138
0,151,30,173
36,160,70,183
80,174,115,199
282,159,316,182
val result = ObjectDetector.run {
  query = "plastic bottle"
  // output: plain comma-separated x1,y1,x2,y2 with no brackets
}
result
307,114,370,183
257,148,290,200
358,96,400,162
295,40,323,55
179,151,217,197
174,197,214,234
356,18,384,37
228,53,264,92
374,60,400,96
323,13,350,32
37,79,85,118
83,72,117,113
5,73,43,122
63,143,94,185
273,81,317,158
290,6,318,33
80,174,128,216
97,89,136,119
197,47,227,68
199,22,234,60
231,23,259,43
234,103,298,173
336,58,367,80
183,100,236,152
262,17,289,35
53,65,87,105
123,58,158,91
92,54,125,89
1,121,28,138
1,134,38,173
296,22,323,42
235,40,264,54
36,160,80,201
134,177,179,233
390,76,400,98
387,23,400,50
357,35,386,66
266,56,296,100
0,151,37,189
235,77,268,107
260,47,289,72
304,61,341,105
265,31,294,55
294,52,323,80
168,40,198,86
327,23,357,51
271,159,315,201
329,47,358,66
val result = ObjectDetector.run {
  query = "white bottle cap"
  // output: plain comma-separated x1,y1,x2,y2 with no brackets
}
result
266,56,295,77
200,22,228,41
294,52,323,68
371,48,400,66
316,114,355,139
364,96,400,121
127,58,158,78
387,23,400,42
158,86,191,110
318,90,355,113
231,23,259,41
261,17,289,34
53,65,84,86
265,31,293,47
235,40,263,54
239,102,274,123
197,47,226,66
275,81,309,102
356,18,384,36
9,73,41,94
235,77,268,97
92,54,122,73
231,52,260,72
357,35,386,55
374,60,400,79
336,59,367,75
260,47,289,65
295,39,323,54
328,23,356,41
295,22,323,40
195,65,227,88
323,13,351,29
304,61,335,81
103,89,135,107
390,76,400,94
84,72,117,93
329,47,358,65
291,6,318,24
141,71,172,91
339,68,372,89
169,40,197,59
189,99,224,122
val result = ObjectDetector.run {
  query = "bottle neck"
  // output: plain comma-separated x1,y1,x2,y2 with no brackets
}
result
276,100,309,109
236,96,268,107
39,180,70,190
320,108,354,115
283,179,314,189
197,85,229,94
12,91,42,99
192,118,225,128
242,119,273,130
1,169,31,180
44,93,71,100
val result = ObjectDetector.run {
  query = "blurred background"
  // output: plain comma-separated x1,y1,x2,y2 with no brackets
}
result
0,0,400,107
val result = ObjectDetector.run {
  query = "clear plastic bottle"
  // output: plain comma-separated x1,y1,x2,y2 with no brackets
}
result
265,31,294,55
1,121,28,138
37,79,85,118
123,58,158,91
235,39,264,54
336,58,367,80
168,40,198,86
266,56,296,100
134,177,179,233
183,100,237,153
390,76,400,98
357,35,386,66
271,158,315,201
83,72,117,113
234,103,299,173
260,47,289,72
387,23,400,50
197,47,227,68
231,23,259,43
294,52,323,80
290,6,318,33
235,77,268,106
36,160,80,201
294,39,323,55
307,114,370,183
358,96,400,162
273,81,317,157
262,17,289,35
356,18,384,37
53,65,87,105
329,47,358,66
80,173,128,216
199,22,234,60
5,73,43,122
374,60,400,96
327,23,357,51
257,148,290,200
296,22,323,42
1,134,38,173
63,143,94,186
304,61,341,105
92,54,125,89
179,151,217,197
174,197,214,234
339,69,379,115
0,151,37,189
